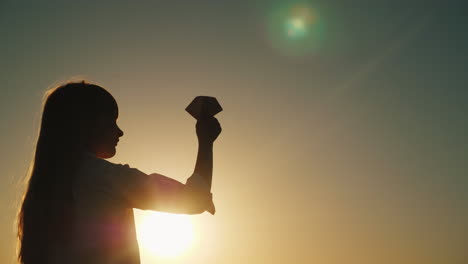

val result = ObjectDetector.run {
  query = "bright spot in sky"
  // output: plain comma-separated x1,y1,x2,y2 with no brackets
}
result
282,5,318,39
265,3,324,56
136,211,194,258
287,17,307,37
291,17,305,29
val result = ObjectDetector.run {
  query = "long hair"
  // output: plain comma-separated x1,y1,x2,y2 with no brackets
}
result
17,81,118,264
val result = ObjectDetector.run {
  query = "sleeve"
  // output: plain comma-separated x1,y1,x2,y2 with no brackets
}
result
102,162,214,214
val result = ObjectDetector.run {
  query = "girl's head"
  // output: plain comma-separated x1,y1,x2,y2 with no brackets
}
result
17,81,123,263
41,81,124,158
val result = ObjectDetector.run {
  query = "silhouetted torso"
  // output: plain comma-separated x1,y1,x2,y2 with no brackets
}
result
66,153,144,264
48,151,212,264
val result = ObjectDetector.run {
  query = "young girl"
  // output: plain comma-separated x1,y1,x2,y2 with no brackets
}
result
17,81,221,264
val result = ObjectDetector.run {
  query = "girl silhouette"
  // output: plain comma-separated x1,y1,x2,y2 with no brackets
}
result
17,81,220,264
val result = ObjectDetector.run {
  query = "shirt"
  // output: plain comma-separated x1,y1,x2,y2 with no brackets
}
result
59,152,213,264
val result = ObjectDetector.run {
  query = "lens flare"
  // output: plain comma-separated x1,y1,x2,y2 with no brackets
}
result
287,18,306,38
266,3,325,56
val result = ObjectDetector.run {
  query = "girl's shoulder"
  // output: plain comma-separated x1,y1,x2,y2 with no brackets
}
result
81,152,126,171
79,152,146,182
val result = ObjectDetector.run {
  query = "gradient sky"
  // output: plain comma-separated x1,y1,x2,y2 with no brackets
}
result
1,1,467,263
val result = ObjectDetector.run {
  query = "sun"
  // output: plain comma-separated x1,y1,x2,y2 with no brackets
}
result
135,211,194,258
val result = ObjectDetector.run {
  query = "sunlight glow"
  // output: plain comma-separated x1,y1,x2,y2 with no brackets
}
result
136,211,194,258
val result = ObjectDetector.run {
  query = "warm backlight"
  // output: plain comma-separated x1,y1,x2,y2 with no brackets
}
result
136,211,194,258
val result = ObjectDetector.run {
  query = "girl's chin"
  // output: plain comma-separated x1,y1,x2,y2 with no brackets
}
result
96,147,116,159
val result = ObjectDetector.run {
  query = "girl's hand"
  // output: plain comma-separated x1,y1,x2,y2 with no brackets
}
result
196,117,222,144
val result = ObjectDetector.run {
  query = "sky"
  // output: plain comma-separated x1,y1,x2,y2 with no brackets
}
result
1,0,467,263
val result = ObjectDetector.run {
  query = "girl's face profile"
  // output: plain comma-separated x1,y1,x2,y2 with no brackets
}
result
88,109,124,159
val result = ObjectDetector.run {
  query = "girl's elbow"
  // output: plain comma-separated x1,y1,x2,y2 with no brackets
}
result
184,202,208,214
185,208,206,215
